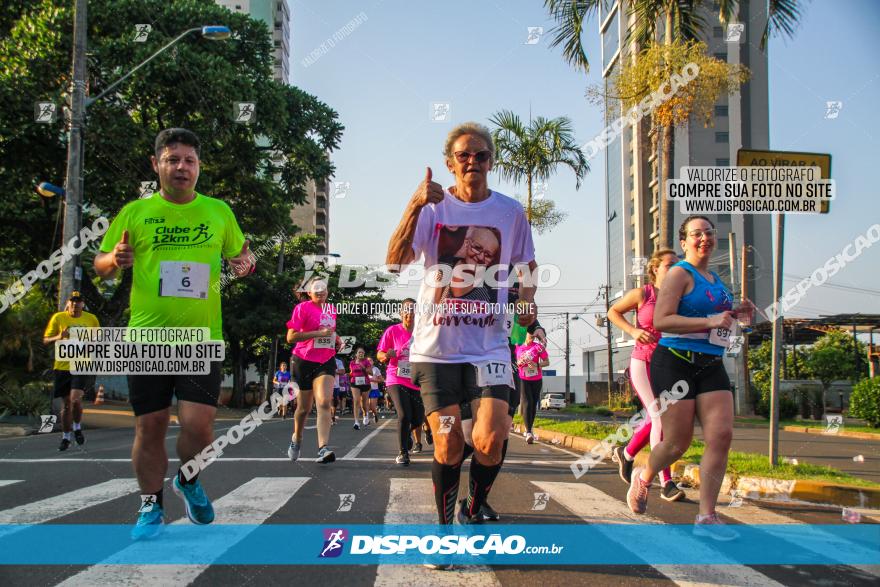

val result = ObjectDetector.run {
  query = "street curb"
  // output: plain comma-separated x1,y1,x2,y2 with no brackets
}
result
0,425,34,438
519,424,880,509
781,425,880,441
83,408,179,424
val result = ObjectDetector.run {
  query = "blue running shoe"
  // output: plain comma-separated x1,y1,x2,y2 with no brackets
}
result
131,503,164,540
173,477,215,525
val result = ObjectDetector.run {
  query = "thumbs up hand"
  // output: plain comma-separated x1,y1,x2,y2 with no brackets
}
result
229,239,256,277
411,167,444,209
112,230,134,269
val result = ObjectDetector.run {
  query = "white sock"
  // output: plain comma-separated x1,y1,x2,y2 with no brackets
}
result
623,447,635,461
73,422,81,431
63,432,72,440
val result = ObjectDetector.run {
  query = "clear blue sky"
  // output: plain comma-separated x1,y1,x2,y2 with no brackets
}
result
289,0,880,374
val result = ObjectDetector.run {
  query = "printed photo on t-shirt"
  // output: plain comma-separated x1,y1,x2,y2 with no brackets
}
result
431,224,503,306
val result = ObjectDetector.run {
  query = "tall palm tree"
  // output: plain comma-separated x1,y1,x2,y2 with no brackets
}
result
544,0,804,247
489,110,589,224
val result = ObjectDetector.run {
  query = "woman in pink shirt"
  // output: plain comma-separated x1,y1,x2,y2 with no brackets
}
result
377,298,424,466
349,348,373,430
515,333,550,444
607,249,684,501
285,279,341,464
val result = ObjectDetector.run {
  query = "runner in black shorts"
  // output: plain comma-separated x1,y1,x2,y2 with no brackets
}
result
387,122,540,559
94,128,255,540
285,279,342,464
42,291,100,451
627,216,752,542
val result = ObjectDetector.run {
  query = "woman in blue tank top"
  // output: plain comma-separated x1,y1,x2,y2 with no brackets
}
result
626,216,751,542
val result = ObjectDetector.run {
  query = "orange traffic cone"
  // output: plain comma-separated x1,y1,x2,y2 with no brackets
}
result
94,387,105,405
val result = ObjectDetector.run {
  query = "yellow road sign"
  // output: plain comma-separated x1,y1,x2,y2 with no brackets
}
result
737,149,832,213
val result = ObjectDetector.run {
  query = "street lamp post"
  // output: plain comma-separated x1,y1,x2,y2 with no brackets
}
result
57,1,230,309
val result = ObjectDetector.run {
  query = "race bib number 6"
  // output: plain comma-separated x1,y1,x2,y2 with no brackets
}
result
475,361,513,388
159,261,209,299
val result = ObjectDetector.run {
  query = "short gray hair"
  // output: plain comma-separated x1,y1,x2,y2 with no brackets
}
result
443,122,495,163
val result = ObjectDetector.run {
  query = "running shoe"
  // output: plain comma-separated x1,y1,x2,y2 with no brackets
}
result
693,513,739,541
479,502,500,522
353,422,360,430
412,442,423,454
525,432,535,444
456,499,481,525
395,451,410,466
660,480,685,502
131,503,164,540
425,427,433,445
423,563,453,570
316,446,336,464
74,429,85,445
173,477,215,525
287,441,301,461
613,445,634,484
627,467,650,514
362,415,369,426
58,438,71,452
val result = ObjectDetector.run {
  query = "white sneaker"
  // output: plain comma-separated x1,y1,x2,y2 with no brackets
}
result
526,432,535,444
693,513,739,541
362,415,369,426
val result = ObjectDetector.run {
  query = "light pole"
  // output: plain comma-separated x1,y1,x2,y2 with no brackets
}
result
57,4,231,309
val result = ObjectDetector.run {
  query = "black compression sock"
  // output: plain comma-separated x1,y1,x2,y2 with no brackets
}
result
431,458,462,525
464,457,502,517
500,439,509,462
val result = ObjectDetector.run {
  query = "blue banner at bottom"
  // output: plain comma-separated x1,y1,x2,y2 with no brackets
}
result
0,524,877,565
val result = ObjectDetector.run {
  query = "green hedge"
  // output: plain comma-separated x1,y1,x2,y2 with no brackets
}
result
850,377,880,427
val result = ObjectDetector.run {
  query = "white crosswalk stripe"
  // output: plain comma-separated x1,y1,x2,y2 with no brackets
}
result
57,477,309,586
0,480,22,489
533,480,785,587
373,478,501,587
0,478,139,539
705,489,880,579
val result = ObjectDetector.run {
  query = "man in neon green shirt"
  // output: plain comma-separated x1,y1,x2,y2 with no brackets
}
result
95,128,254,540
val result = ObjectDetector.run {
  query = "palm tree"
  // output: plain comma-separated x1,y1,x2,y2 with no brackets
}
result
489,110,589,225
544,0,805,247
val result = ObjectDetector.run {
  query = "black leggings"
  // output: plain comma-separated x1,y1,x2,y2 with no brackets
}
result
387,384,425,452
519,378,543,432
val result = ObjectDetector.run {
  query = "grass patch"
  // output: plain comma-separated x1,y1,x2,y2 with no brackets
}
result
561,405,615,417
680,440,880,488
515,415,619,441
520,416,880,489
735,417,880,435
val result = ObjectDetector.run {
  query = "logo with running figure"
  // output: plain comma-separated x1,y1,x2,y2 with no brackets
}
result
319,528,348,558
150,222,214,250
337,494,355,512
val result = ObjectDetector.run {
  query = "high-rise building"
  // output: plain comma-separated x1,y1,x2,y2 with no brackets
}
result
216,1,330,253
290,177,331,254
216,0,290,83
585,0,772,395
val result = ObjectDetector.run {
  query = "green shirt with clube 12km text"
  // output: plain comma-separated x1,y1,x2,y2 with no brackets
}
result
99,192,245,340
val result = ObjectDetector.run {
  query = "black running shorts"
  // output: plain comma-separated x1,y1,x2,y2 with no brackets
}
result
291,355,337,392
650,345,731,400
411,362,511,417
128,361,222,416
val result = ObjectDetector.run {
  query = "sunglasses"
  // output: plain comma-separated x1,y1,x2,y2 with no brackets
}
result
453,150,491,164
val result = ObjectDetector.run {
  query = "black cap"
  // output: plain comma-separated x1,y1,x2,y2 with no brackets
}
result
68,291,83,302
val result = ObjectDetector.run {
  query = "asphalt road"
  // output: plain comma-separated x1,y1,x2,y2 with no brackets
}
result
0,410,877,586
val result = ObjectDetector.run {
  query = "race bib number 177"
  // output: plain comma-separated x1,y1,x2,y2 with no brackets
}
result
475,361,513,388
